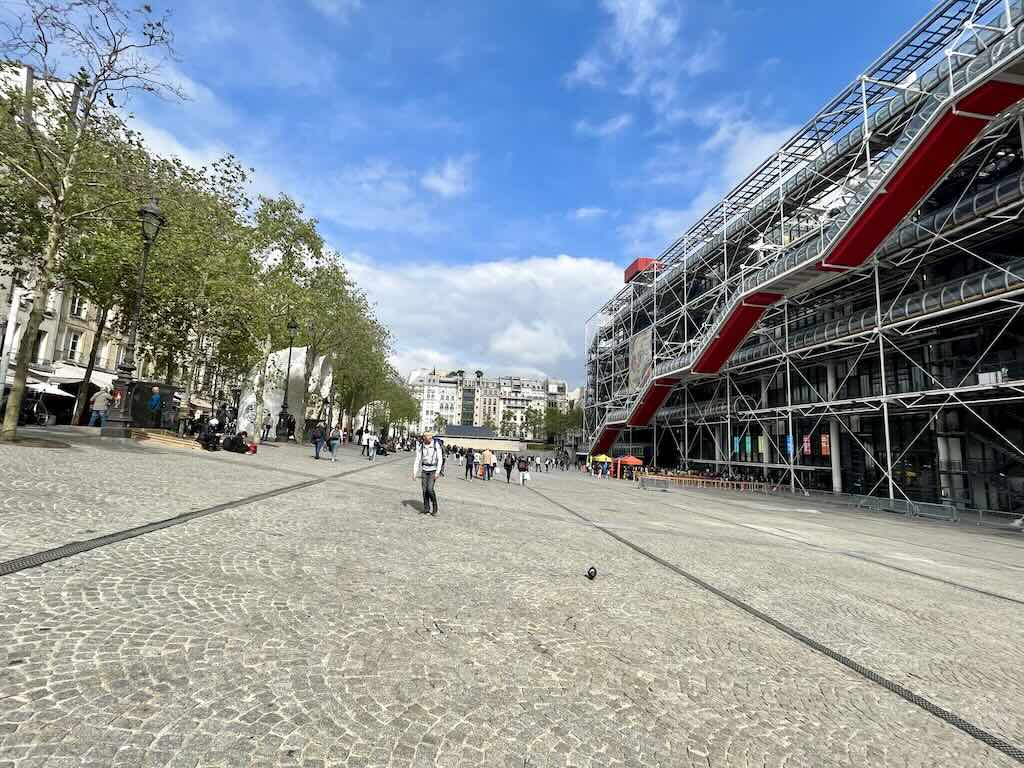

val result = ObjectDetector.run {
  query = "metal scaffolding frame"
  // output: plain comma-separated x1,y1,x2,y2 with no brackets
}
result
585,0,1024,518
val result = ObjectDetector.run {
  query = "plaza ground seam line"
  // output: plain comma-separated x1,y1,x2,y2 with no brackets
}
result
528,486,1024,765
0,455,404,579
640,481,1024,562
662,499,1024,607
606,481,1024,604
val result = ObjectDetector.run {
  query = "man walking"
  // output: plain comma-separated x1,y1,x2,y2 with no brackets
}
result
260,411,273,442
481,448,493,480
366,430,378,462
503,453,515,483
413,431,445,516
311,423,325,460
517,454,531,486
464,447,476,481
87,387,111,427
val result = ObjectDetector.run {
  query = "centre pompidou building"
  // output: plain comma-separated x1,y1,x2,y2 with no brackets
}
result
585,1,1024,518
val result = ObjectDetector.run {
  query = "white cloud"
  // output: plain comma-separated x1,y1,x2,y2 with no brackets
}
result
490,321,573,367
421,154,476,199
620,100,798,257
309,0,363,21
572,207,609,221
343,252,622,386
618,207,698,259
565,0,722,116
314,159,443,235
564,51,607,88
575,113,633,138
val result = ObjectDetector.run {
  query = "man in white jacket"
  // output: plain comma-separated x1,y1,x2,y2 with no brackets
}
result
413,431,445,516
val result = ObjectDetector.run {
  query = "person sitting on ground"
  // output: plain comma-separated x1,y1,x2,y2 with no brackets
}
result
197,418,220,451
222,430,251,454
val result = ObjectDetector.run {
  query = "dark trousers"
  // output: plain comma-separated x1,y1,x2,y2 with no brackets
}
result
313,439,323,459
261,425,271,441
505,467,512,483
421,471,438,513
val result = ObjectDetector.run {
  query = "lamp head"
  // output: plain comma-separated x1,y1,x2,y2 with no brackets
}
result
139,197,165,244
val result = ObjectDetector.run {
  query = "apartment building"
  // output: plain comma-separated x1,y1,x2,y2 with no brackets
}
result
405,368,569,436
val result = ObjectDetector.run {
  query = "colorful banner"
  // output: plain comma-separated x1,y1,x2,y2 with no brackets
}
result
744,435,752,457
821,433,831,457
802,435,811,456
786,435,793,457
733,436,740,456
758,435,766,459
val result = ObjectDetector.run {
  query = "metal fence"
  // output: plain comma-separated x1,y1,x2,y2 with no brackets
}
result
639,476,1024,529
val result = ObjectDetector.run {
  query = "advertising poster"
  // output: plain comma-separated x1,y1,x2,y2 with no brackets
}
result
821,433,831,457
802,435,812,456
628,327,655,390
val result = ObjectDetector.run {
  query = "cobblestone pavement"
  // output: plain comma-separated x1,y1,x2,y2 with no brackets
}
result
0,433,1022,767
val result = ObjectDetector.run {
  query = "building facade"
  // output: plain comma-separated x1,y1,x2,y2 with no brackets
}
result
585,3,1024,519
406,368,569,437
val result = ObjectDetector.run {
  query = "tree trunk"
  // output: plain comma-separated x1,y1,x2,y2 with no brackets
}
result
177,331,204,435
298,344,319,443
73,306,108,424
1,216,63,441
252,333,271,440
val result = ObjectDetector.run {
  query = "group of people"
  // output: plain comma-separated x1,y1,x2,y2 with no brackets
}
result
408,434,569,518
449,446,544,485
308,423,346,461
85,385,167,429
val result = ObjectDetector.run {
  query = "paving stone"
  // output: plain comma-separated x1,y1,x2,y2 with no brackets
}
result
0,438,1021,766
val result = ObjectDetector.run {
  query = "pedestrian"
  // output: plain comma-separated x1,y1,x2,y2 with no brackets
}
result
87,387,111,427
261,411,273,441
361,429,370,456
517,454,531,486
147,386,162,428
311,423,325,460
491,451,498,480
287,414,296,441
413,431,445,516
328,424,342,462
464,447,476,480
367,431,378,462
481,448,494,480
503,452,515,483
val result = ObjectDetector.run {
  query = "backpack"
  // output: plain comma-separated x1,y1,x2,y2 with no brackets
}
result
504,455,514,469
517,458,528,472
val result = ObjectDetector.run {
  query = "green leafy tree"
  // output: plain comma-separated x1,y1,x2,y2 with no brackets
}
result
500,409,516,438
0,0,179,440
249,194,325,435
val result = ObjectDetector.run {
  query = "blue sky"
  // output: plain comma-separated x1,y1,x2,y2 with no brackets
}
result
134,0,935,386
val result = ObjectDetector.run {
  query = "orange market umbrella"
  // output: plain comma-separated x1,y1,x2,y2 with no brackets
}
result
617,455,643,465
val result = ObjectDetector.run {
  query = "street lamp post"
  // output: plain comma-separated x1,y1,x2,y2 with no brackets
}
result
102,198,165,438
275,318,299,441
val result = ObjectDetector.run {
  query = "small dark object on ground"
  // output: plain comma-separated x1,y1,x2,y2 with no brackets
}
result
586,566,597,580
